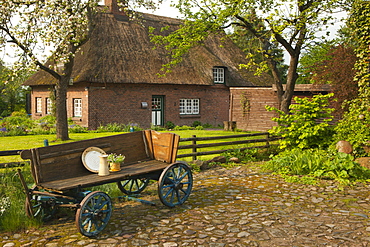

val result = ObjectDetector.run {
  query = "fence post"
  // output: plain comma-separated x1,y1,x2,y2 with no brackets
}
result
192,135,197,161
266,133,270,148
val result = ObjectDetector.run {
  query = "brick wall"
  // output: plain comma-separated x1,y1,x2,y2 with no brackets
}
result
230,87,279,131
87,83,230,129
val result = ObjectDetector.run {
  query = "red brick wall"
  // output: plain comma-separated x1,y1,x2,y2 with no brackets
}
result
29,85,89,127
87,83,230,129
230,87,279,131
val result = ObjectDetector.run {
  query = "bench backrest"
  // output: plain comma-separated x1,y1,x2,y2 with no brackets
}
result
20,130,179,185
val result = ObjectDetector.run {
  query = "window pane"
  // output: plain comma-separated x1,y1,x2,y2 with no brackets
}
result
46,98,52,114
179,98,200,115
36,97,42,113
213,68,225,83
74,98,82,117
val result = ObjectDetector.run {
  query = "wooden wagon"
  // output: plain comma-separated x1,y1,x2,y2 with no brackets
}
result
18,130,193,237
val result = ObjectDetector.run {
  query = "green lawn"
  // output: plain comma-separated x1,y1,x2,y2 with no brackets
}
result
0,130,260,163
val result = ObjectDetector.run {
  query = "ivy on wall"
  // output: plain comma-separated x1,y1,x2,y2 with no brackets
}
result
240,92,251,118
334,0,370,156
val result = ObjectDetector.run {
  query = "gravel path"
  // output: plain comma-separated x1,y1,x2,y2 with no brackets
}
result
1,164,370,246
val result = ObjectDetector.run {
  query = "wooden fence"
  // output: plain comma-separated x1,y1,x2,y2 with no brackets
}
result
177,132,278,160
0,132,279,167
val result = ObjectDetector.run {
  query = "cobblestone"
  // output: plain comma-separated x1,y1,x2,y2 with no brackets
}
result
1,164,370,246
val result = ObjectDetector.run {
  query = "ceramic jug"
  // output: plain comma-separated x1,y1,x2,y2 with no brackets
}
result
98,155,110,176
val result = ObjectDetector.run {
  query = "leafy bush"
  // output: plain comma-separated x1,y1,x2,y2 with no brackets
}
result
165,121,176,130
69,125,88,133
174,125,193,130
334,98,370,157
192,121,202,127
264,148,370,185
0,112,35,136
266,93,335,150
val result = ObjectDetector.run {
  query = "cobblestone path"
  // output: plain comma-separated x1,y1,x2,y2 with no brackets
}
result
1,164,370,246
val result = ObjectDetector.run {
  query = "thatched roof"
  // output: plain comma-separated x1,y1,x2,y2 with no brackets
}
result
24,6,273,87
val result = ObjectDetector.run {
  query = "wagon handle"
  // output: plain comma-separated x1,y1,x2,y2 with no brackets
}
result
17,169,33,217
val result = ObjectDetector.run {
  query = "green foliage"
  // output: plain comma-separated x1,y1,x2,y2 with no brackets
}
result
264,148,370,185
0,111,35,136
334,98,370,156
266,94,335,150
174,125,193,131
192,121,202,127
96,123,142,132
334,0,370,157
0,166,40,232
165,121,175,130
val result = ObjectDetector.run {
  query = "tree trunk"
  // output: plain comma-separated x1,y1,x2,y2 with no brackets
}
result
55,77,69,141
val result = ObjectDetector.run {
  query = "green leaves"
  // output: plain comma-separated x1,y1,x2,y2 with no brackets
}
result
266,93,335,150
264,148,370,185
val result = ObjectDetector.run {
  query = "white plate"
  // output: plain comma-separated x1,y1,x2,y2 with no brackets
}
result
82,147,106,173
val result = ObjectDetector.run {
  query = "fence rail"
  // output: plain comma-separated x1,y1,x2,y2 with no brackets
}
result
177,132,279,160
0,132,279,167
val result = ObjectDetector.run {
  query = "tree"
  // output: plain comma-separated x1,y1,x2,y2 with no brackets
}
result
0,62,30,117
0,0,101,140
0,0,161,140
150,0,350,113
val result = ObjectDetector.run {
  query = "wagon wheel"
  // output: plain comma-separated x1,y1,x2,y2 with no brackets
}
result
117,178,150,195
75,191,112,237
25,191,57,221
158,162,193,207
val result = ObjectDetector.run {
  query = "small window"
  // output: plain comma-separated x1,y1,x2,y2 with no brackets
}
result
46,98,52,114
73,98,82,117
180,99,199,115
36,97,42,113
213,67,225,84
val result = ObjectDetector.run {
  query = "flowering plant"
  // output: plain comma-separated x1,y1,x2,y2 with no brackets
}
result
107,153,125,163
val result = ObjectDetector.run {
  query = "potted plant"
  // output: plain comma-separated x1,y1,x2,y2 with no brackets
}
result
107,153,125,172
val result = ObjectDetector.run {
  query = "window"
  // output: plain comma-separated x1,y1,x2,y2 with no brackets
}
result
36,97,42,113
46,98,52,114
73,98,82,117
213,67,225,84
180,99,199,115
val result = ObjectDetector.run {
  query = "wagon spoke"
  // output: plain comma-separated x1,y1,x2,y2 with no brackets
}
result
117,178,150,195
158,163,193,207
76,191,112,237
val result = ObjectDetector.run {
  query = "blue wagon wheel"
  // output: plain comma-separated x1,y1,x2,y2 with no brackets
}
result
158,162,193,207
117,178,149,195
25,194,57,221
75,191,112,237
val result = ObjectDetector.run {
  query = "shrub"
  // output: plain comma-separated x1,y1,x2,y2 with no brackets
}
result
174,125,193,130
192,121,202,127
0,112,35,136
266,93,335,150
264,148,370,185
165,121,175,130
334,98,370,157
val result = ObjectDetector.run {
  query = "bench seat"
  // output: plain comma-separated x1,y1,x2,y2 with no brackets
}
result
38,159,169,191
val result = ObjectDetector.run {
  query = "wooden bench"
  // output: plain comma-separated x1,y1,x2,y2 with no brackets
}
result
20,130,180,192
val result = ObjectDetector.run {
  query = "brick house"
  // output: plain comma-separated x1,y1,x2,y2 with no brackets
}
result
24,0,272,130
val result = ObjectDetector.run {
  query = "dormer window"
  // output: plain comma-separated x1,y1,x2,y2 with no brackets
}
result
213,67,225,84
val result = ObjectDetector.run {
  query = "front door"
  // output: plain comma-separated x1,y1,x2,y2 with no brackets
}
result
152,96,164,126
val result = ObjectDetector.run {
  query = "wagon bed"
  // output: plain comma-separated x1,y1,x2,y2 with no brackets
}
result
18,130,193,237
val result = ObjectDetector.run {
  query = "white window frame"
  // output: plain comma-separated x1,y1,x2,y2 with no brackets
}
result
46,98,52,114
213,67,225,84
180,99,199,115
73,98,82,117
36,97,42,113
